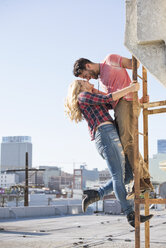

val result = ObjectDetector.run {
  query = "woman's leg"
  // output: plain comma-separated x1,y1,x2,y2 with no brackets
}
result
99,151,133,189
95,124,133,215
83,124,153,226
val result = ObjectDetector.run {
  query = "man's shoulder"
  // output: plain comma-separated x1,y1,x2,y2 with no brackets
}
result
104,54,121,61
101,54,122,67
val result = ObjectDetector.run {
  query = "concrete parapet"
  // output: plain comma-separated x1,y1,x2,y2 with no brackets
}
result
0,204,82,219
104,200,122,215
0,207,10,219
68,204,82,215
55,205,68,215
8,206,57,218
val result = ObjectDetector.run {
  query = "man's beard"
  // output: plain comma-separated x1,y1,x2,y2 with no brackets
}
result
89,70,99,79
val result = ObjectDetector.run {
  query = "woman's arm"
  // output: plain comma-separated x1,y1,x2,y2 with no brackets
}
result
112,82,140,101
78,91,113,105
78,82,140,105
92,82,140,101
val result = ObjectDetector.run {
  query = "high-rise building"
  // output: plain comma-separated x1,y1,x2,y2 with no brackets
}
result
1,136,32,171
157,139,166,154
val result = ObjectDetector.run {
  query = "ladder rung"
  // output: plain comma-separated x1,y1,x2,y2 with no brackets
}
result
135,198,166,204
138,132,146,136
137,74,147,82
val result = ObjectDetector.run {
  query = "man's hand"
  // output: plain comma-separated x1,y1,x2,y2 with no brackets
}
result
139,95,149,103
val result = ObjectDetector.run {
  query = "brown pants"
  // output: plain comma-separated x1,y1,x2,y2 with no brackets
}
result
114,99,150,179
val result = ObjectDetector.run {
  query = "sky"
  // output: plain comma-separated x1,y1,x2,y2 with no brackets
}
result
0,0,165,173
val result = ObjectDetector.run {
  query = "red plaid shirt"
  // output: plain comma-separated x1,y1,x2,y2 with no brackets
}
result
78,92,114,140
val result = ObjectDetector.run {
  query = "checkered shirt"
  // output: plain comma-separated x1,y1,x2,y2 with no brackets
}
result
78,92,114,140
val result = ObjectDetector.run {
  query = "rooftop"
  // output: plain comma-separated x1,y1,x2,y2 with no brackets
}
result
0,209,166,248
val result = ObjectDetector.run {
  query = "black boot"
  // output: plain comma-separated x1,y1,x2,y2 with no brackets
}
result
82,190,100,212
127,211,153,228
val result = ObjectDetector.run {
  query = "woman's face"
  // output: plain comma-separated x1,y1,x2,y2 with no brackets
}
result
80,80,94,93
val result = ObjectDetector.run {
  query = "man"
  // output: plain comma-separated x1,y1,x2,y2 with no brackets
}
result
73,54,154,199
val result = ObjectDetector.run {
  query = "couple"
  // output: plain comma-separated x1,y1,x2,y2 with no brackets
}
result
65,54,153,227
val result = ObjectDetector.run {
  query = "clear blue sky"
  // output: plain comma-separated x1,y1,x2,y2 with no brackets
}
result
0,0,165,173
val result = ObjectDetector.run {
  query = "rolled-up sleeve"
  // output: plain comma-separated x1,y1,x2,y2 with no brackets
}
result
78,92,113,105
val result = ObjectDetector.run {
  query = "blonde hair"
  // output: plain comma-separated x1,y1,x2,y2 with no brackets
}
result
65,80,83,123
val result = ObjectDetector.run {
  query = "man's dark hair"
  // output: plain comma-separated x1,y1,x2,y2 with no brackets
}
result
73,58,93,77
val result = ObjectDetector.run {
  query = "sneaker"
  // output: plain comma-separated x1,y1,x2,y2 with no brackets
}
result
126,186,135,200
82,190,100,212
141,178,154,192
127,211,153,228
126,178,154,200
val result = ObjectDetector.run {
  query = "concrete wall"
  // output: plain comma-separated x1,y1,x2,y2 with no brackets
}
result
0,204,82,219
125,0,166,87
103,199,122,215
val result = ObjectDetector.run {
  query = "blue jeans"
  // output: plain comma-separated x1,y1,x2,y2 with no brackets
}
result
95,124,133,215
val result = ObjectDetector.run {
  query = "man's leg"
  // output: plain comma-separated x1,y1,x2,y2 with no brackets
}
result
124,154,133,185
114,99,153,191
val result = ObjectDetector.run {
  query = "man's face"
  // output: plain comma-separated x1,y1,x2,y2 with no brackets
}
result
79,69,99,81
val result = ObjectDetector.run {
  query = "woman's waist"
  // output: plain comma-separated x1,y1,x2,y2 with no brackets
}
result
95,121,113,132
94,121,117,143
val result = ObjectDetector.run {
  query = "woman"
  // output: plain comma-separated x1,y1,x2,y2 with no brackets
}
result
65,80,153,227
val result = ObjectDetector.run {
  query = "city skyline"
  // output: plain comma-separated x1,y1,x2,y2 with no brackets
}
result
0,1,165,174
1,136,166,175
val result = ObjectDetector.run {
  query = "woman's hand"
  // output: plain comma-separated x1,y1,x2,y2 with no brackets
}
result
92,88,99,94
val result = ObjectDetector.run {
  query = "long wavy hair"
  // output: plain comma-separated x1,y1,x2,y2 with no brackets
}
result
65,80,84,123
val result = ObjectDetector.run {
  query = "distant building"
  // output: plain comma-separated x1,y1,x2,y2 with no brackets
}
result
39,166,61,188
158,139,166,154
99,168,111,183
39,166,73,191
73,165,118,200
0,172,19,188
149,153,166,184
1,136,32,171
30,170,45,187
149,140,166,184
73,165,99,199
73,165,99,191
